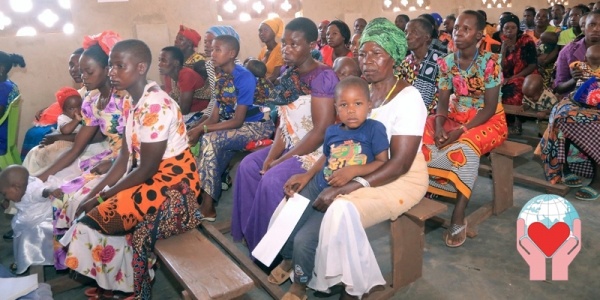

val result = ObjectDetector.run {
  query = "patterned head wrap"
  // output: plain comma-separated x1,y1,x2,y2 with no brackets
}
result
206,25,240,42
262,17,285,39
573,76,600,108
321,20,331,26
82,30,122,55
179,25,202,47
359,18,407,68
56,86,80,108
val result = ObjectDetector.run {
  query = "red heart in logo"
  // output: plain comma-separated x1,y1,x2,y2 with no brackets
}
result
527,222,570,257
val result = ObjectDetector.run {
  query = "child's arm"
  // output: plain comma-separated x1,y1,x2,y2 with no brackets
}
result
328,150,389,187
283,155,327,197
42,188,64,199
59,115,82,135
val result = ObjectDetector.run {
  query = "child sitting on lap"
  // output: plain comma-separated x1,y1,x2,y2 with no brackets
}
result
332,56,361,81
22,87,83,175
569,44,600,88
0,165,63,274
267,76,389,285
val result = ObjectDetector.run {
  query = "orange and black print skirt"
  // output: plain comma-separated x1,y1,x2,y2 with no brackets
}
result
81,149,201,235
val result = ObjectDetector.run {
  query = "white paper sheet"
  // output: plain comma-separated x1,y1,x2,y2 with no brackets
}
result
0,274,38,300
252,193,310,266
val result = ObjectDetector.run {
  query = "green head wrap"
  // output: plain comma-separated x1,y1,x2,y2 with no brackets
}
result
359,17,407,67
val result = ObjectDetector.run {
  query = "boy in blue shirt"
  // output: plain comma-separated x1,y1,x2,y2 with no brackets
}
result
267,76,389,286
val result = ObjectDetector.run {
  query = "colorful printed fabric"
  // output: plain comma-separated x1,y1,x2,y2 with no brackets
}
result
396,45,446,114
537,99,600,183
570,61,600,89
215,70,238,120
179,25,202,47
82,31,122,55
0,80,19,155
523,88,559,111
199,121,275,200
438,31,456,53
572,76,600,108
437,50,503,110
535,38,559,89
422,104,508,198
272,66,311,105
254,77,274,106
501,34,538,106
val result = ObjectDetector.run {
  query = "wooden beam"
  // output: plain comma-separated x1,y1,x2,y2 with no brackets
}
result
478,164,570,196
201,223,286,300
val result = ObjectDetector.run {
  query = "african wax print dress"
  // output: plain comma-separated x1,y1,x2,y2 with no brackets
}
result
501,34,538,106
422,50,508,199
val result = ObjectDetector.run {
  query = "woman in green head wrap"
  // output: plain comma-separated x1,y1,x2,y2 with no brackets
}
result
278,17,430,300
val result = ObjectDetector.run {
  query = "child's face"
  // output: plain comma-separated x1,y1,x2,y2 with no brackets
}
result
62,96,82,119
334,63,358,81
211,40,236,69
108,50,145,91
350,34,361,57
0,183,26,203
335,86,371,129
586,49,600,68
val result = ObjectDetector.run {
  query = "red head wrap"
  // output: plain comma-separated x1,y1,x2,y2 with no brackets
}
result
321,20,331,26
56,87,80,109
82,30,123,55
179,25,202,47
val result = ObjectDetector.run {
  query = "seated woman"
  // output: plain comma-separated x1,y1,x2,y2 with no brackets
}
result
498,15,538,135
159,46,208,125
303,18,429,299
315,20,330,51
418,14,448,54
65,39,201,299
20,48,86,159
320,20,353,67
258,17,285,83
230,17,338,256
397,18,445,115
0,51,25,156
423,11,507,247
188,35,275,219
21,87,100,176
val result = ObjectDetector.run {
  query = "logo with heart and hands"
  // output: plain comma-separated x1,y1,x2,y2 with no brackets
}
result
517,194,581,281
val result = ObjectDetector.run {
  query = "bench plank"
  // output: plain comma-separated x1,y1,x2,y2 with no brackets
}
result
405,198,448,221
503,104,548,119
478,164,570,196
155,230,254,300
491,141,533,157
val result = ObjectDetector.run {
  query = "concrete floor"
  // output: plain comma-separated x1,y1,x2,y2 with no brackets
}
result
2,122,599,299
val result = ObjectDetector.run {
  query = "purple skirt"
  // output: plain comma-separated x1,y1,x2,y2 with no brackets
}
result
231,146,305,259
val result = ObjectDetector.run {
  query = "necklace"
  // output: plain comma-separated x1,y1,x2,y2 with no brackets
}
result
456,50,478,73
377,76,400,108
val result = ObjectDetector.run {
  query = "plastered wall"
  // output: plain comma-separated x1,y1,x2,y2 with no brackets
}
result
1,0,553,148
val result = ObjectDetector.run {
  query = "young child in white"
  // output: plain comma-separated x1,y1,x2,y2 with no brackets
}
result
0,165,63,274
22,87,83,175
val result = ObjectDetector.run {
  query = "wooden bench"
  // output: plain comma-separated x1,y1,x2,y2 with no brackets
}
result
154,229,254,300
364,198,448,300
433,141,534,238
503,104,550,120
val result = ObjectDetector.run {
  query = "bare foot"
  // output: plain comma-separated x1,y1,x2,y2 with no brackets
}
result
199,196,216,219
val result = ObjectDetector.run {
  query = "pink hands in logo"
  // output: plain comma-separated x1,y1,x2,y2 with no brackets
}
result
516,219,581,280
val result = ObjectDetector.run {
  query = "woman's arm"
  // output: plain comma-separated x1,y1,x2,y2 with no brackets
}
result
272,96,336,165
204,104,248,132
328,150,389,187
313,135,421,211
37,125,99,182
267,66,282,83
511,63,537,79
178,91,194,115
538,47,559,66
80,139,130,201
60,118,81,135
261,127,286,173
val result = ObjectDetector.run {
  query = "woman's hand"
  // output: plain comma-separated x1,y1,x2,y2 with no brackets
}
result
75,197,100,217
434,125,449,148
187,126,204,146
260,156,279,175
569,66,584,82
91,160,112,175
438,129,463,148
327,167,356,187
283,173,311,197
501,39,515,54
503,76,514,85
39,133,61,148
35,108,45,121
313,185,351,212
49,188,64,199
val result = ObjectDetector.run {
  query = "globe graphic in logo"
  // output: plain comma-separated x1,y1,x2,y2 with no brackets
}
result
518,194,580,257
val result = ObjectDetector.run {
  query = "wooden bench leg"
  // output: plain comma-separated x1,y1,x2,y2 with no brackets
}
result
30,265,45,283
490,152,514,215
181,290,192,300
364,215,424,300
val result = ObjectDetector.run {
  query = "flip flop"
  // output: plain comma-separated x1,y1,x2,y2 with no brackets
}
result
267,265,291,285
201,216,216,222
575,186,600,201
562,173,583,188
443,220,467,248
85,287,115,299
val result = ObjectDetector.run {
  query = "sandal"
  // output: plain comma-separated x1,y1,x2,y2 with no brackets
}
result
85,287,114,299
562,173,583,188
267,265,291,285
509,125,523,135
281,293,307,300
443,220,467,248
575,186,600,201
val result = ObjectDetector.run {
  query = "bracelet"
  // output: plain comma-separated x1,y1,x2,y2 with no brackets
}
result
459,125,468,133
203,124,208,133
433,114,448,120
352,176,371,188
